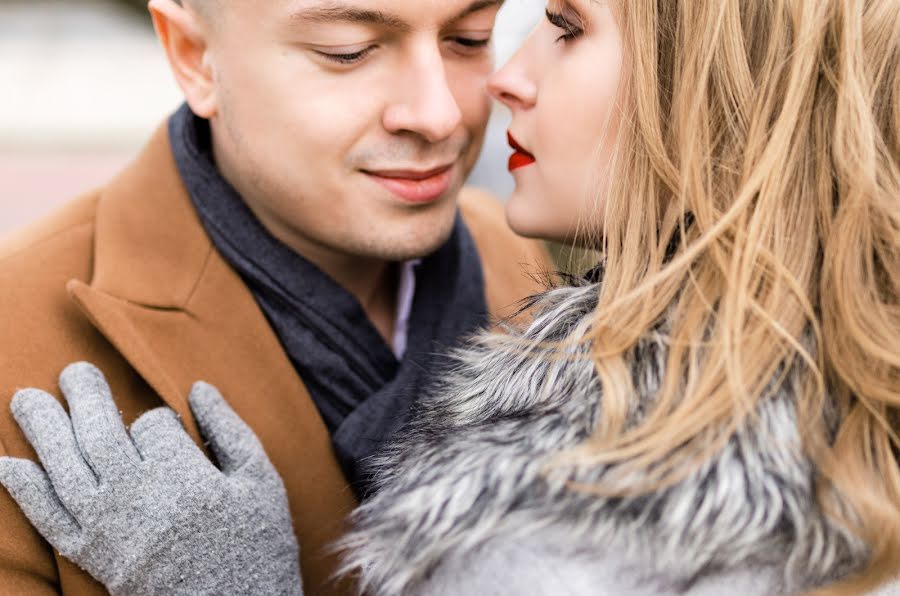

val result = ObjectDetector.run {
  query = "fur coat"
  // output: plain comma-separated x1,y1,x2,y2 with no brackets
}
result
340,281,883,595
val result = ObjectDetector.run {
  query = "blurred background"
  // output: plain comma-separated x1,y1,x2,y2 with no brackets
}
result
0,0,544,238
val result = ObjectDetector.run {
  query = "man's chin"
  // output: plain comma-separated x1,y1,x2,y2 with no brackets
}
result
379,235,455,262
368,218,458,262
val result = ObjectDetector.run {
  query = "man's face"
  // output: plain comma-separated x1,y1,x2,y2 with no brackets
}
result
201,0,500,262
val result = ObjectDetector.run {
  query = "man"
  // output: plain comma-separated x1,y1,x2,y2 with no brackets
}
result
0,0,548,593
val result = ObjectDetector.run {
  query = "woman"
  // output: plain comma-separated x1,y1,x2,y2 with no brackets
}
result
2,0,898,594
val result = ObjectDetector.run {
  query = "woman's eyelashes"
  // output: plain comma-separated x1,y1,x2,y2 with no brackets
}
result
546,9,584,43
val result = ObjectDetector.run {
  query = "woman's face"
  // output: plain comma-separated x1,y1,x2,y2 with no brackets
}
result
488,0,624,243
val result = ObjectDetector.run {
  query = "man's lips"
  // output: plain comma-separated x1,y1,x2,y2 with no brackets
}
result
363,165,455,204
507,132,536,172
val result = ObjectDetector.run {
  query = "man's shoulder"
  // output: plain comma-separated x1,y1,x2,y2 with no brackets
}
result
0,191,101,278
457,186,533,256
0,192,107,411
456,186,552,317
0,192,102,349
457,186,508,230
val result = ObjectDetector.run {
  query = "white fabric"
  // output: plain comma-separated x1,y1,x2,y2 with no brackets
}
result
420,530,782,596
869,577,900,595
391,259,420,359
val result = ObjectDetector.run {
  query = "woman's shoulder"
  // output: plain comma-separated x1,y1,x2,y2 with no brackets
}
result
341,283,867,596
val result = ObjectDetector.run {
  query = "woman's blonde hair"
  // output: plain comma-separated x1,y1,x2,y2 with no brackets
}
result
575,0,899,591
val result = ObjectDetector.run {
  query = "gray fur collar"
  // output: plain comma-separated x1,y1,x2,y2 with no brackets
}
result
340,282,867,595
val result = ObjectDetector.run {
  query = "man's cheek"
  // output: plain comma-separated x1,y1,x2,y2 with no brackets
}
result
447,60,491,94
454,85,491,127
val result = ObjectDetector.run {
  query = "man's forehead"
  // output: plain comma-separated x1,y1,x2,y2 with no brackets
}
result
281,0,505,28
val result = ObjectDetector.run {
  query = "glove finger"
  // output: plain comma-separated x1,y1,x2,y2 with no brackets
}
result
59,362,142,477
0,457,82,557
10,389,98,516
130,407,209,466
188,382,274,478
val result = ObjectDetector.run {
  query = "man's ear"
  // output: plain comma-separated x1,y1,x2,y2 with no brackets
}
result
149,0,217,118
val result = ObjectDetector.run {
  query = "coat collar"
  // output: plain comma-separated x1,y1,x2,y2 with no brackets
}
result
86,123,214,310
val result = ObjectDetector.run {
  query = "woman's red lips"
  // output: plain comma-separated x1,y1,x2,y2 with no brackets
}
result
507,132,536,172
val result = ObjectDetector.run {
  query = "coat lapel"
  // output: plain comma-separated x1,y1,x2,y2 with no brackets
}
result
66,122,357,594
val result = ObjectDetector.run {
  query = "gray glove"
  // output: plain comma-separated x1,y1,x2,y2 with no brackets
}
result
0,362,303,596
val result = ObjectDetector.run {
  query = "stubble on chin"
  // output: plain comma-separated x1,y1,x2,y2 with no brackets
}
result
352,198,460,262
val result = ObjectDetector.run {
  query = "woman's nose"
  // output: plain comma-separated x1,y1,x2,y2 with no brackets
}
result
487,52,537,111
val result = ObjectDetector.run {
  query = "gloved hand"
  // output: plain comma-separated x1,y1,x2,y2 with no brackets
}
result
0,362,303,596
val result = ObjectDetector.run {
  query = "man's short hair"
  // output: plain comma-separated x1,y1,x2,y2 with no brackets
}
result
175,0,218,23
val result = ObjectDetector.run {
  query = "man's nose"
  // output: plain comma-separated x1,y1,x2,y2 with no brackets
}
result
383,48,464,144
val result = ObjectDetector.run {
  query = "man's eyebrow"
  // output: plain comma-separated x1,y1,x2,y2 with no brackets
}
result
288,0,505,30
288,3,410,31
453,0,506,22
